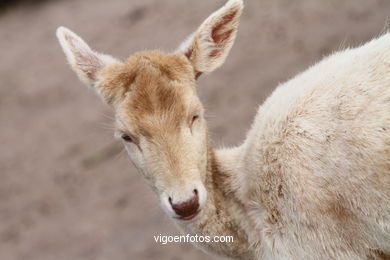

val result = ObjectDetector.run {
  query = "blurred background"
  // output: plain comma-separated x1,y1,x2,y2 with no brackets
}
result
0,0,389,259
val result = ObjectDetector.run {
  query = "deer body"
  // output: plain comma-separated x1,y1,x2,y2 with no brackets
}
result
56,0,390,259
236,34,390,259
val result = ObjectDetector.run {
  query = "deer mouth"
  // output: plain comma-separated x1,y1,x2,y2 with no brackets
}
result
176,210,200,221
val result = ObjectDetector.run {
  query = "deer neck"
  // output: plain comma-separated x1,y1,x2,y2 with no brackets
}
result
177,136,256,259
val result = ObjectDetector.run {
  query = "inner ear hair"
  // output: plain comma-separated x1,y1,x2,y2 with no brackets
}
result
179,0,244,75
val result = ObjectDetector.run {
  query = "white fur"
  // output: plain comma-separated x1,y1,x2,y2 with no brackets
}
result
179,0,243,73
231,33,390,259
56,27,118,87
56,0,390,258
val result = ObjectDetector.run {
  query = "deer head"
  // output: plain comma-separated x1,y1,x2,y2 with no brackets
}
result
56,0,243,221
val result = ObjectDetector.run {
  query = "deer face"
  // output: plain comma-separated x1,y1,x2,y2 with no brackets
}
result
56,0,243,221
110,52,208,220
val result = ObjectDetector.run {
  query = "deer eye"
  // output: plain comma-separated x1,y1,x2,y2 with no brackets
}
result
121,133,133,142
190,114,200,130
191,114,200,125
192,115,199,123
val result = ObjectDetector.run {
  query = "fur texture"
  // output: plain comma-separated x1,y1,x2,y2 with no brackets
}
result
56,0,390,259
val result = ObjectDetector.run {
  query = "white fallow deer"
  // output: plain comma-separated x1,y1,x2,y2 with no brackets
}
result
56,0,390,259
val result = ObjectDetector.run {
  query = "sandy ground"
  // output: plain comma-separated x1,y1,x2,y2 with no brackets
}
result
0,0,389,259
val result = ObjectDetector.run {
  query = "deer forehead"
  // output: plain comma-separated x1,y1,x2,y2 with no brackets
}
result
105,51,201,137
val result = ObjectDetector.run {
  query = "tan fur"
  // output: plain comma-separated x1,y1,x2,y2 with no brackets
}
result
57,0,390,259
100,51,196,133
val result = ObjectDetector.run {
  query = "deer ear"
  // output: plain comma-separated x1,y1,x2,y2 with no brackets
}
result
178,0,243,76
56,26,119,88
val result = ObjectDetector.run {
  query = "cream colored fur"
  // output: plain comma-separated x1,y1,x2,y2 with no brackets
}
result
179,0,242,73
235,33,390,259
56,0,390,259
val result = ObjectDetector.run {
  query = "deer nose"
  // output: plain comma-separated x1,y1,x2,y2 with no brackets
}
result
169,189,200,220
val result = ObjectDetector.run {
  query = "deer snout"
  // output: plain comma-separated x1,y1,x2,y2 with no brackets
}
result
169,189,200,220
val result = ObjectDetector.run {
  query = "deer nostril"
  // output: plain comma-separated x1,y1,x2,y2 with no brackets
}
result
168,197,172,205
170,193,200,218
193,189,198,196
